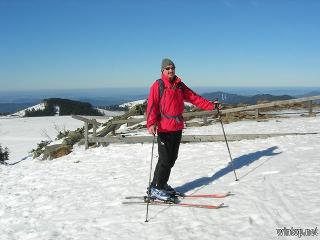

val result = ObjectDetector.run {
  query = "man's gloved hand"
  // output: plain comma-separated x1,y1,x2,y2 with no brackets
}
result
212,99,222,110
148,125,157,136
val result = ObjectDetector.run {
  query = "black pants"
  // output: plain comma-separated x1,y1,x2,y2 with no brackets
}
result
151,130,182,189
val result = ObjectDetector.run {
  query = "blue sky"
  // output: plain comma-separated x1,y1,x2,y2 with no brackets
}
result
0,0,319,91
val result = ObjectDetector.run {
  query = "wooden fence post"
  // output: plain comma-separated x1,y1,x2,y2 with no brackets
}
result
308,100,313,116
203,116,208,124
225,113,230,122
93,121,97,147
255,108,259,119
84,122,89,150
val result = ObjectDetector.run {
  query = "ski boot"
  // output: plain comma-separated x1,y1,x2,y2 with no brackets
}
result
164,184,185,198
145,186,177,203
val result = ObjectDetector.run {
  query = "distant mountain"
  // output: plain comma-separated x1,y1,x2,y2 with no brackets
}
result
295,91,320,98
2,89,318,114
202,92,294,105
246,94,295,104
296,91,320,104
24,98,103,117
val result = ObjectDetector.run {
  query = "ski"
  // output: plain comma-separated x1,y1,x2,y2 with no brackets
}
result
180,192,231,198
122,200,224,209
125,191,231,200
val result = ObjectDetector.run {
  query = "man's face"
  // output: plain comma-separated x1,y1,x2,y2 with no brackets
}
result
163,64,175,80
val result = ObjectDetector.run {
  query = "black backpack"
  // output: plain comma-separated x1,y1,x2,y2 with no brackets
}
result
157,78,184,100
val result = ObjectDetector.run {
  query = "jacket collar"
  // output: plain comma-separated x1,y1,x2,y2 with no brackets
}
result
161,73,182,87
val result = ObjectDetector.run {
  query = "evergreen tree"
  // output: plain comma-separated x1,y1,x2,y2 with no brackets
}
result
24,98,103,117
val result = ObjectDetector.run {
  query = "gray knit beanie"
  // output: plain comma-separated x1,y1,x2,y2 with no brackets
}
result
161,58,175,71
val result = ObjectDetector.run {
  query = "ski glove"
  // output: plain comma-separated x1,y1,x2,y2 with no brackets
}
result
212,99,222,110
148,125,157,136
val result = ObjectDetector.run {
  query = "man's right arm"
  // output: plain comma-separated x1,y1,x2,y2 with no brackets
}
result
146,81,160,135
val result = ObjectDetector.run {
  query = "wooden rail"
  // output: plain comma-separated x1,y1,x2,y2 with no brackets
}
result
72,95,320,149
110,95,320,124
90,133,318,144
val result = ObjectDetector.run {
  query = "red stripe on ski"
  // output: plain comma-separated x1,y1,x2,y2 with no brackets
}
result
173,202,224,209
182,192,231,198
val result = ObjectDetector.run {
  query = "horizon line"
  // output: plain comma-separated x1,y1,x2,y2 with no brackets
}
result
1,85,320,93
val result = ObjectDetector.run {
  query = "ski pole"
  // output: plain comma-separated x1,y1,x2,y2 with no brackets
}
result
215,103,239,181
145,134,156,222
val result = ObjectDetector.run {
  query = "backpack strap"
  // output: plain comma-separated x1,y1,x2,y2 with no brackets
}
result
157,78,184,99
157,79,164,100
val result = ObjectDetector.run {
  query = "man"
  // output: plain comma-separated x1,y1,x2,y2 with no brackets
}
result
146,58,221,201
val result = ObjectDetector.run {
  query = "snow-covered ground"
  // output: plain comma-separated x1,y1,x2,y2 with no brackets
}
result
96,108,125,117
0,114,319,240
119,99,146,109
0,116,83,162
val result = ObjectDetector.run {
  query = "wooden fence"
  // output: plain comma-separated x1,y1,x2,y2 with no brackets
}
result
72,95,320,149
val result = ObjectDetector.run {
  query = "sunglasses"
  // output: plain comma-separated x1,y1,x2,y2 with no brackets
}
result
165,66,175,71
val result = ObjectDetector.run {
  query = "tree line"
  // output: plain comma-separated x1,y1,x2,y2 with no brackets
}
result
25,98,103,117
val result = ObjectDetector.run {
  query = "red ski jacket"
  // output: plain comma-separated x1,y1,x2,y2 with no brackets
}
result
146,74,215,133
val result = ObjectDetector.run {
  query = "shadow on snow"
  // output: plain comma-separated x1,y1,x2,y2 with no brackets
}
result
175,146,281,194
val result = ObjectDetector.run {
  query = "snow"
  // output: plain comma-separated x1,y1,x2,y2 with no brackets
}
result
96,108,125,116
119,99,146,109
0,114,320,240
0,116,83,161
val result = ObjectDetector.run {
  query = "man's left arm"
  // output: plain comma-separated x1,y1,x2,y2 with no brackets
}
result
182,83,215,111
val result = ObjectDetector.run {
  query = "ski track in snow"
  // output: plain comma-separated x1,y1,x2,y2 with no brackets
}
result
0,115,320,240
